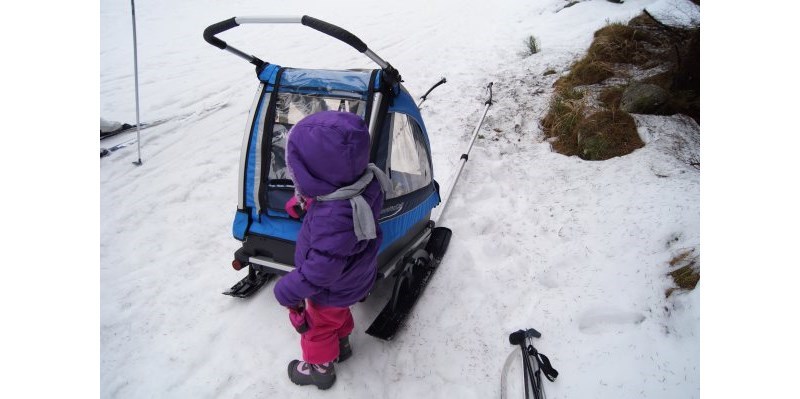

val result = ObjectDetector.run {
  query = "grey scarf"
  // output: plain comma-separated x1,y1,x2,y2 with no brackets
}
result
316,163,391,241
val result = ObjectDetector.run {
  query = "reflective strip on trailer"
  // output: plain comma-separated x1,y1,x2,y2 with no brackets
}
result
239,83,265,209
249,256,294,274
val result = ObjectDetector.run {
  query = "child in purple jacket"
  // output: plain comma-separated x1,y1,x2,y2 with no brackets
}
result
274,111,388,390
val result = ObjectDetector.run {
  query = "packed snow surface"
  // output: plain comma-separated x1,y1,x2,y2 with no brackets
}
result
100,0,700,397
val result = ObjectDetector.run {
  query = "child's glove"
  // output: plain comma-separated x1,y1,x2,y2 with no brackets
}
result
285,196,313,219
288,302,309,334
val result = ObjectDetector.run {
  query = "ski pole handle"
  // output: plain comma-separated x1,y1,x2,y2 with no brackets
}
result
509,328,542,345
421,77,447,101
485,82,494,105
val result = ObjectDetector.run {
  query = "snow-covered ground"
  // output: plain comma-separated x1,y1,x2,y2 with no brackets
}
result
97,0,699,397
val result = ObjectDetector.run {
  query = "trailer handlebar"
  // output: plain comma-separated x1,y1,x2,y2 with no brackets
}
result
203,17,239,50
203,15,395,78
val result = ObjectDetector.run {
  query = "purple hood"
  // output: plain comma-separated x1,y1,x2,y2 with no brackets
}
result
274,111,384,308
286,111,371,197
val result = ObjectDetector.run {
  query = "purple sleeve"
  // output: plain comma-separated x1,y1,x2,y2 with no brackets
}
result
273,209,358,307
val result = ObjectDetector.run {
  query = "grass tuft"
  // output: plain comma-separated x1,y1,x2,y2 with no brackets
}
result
524,35,540,55
556,59,614,89
666,250,700,297
541,92,586,146
574,109,642,160
589,23,658,65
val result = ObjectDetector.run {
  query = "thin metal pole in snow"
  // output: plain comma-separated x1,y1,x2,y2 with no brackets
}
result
131,0,143,166
433,82,494,224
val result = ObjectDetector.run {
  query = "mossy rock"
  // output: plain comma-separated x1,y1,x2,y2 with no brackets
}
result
620,82,670,114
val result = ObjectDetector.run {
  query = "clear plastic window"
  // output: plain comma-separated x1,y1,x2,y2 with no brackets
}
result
387,113,432,198
269,93,365,181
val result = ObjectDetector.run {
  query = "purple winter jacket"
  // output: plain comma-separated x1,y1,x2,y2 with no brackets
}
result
273,111,384,308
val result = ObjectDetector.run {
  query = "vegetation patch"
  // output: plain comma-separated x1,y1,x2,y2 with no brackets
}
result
542,10,700,160
575,109,641,160
598,86,625,108
524,35,541,55
666,249,700,297
588,23,658,65
541,93,587,147
557,58,615,88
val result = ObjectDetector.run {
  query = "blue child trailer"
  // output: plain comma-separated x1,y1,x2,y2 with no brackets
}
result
204,16,453,340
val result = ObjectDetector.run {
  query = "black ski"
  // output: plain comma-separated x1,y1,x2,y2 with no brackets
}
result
366,227,452,340
101,123,139,140
101,138,139,158
223,265,274,298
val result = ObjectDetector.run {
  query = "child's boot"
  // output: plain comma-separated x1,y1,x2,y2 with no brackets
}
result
287,360,336,390
336,336,352,363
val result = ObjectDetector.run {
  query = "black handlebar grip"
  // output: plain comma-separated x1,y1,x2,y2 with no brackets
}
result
301,15,368,53
203,17,240,50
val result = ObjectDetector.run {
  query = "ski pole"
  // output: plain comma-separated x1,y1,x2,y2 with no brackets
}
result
433,82,493,223
504,328,558,399
131,0,143,166
417,77,447,107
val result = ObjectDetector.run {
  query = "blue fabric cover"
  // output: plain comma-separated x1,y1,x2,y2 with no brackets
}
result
232,210,250,241
258,64,282,84
378,191,439,252
247,209,302,241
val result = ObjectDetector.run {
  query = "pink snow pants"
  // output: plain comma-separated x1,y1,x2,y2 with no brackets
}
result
299,300,354,364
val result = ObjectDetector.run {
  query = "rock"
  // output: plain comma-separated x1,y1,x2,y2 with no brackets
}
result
620,83,669,114
101,118,123,133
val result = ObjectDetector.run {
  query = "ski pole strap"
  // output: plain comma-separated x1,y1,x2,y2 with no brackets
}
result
529,346,559,382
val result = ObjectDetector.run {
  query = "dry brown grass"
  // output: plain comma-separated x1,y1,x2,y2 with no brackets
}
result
543,94,642,161
588,23,658,65
666,249,700,297
541,91,587,144
573,109,642,160
541,11,700,160
598,86,625,108
555,21,661,93
557,59,615,88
